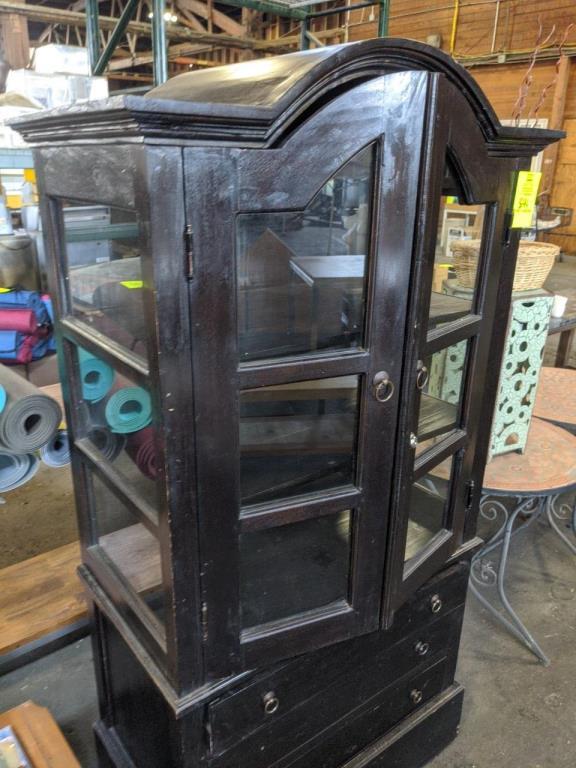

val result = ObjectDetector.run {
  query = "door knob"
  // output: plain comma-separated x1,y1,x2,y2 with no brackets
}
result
372,371,395,403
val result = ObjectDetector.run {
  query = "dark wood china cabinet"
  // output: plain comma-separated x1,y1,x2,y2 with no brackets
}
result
14,38,561,768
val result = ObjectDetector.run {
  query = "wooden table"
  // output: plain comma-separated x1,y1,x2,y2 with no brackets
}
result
547,288,576,367
0,701,80,767
533,366,576,428
470,418,576,664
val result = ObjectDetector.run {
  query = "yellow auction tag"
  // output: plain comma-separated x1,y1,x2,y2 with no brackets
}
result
511,171,542,228
0,288,12,293
120,280,143,289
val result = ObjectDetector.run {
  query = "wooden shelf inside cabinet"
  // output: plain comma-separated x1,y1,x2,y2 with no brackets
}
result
418,395,458,442
0,701,81,767
428,292,471,329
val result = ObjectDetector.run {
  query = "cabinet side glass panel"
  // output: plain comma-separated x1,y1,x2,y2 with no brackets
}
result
90,474,166,628
236,145,375,363
58,199,148,360
69,341,160,507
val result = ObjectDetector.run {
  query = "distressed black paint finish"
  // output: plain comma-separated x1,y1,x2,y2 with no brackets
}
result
14,38,561,768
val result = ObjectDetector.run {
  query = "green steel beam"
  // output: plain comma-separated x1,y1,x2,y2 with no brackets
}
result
378,0,389,36
152,0,168,85
93,0,140,76
85,0,100,73
220,0,306,21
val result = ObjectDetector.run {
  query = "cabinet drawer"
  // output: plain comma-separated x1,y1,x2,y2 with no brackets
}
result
208,607,463,766
280,657,454,768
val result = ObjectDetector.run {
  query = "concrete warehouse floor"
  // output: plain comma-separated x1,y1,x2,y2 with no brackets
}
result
1,510,575,767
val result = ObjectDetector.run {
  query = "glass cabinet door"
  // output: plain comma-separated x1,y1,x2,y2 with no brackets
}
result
385,138,499,615
187,72,431,673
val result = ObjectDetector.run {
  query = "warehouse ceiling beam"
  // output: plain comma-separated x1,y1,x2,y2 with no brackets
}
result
0,0,256,48
177,0,245,37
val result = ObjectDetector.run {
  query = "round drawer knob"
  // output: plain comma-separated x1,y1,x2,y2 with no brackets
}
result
410,689,423,705
415,640,430,657
262,691,280,716
430,594,443,614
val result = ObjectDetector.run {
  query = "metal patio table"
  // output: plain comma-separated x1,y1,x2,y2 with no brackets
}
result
470,417,576,665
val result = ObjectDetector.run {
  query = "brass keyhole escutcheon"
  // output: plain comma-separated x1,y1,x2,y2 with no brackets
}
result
262,691,280,715
373,371,395,403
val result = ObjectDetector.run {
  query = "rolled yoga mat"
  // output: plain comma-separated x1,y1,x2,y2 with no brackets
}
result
105,385,152,434
0,364,62,452
126,427,157,480
0,290,50,325
0,309,37,334
78,347,114,403
0,451,39,492
40,429,70,468
88,424,126,461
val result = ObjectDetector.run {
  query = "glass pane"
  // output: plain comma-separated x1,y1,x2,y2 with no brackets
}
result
73,343,159,504
61,200,147,359
92,476,165,625
429,162,486,331
240,375,360,505
418,341,468,443
240,511,351,628
236,145,374,362
404,457,453,563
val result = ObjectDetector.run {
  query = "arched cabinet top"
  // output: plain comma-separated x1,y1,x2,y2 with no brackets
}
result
12,38,561,157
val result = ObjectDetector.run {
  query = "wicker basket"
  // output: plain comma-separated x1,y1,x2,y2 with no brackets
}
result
451,239,559,292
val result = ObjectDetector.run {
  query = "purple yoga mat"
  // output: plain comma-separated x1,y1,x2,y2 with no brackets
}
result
126,426,157,480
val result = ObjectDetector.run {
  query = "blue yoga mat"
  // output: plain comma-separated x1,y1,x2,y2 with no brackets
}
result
0,451,39,492
0,385,5,414
40,429,70,468
78,347,115,403
105,386,152,434
0,290,50,325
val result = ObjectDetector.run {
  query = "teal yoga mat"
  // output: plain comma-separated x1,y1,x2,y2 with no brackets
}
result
105,386,152,434
78,347,114,403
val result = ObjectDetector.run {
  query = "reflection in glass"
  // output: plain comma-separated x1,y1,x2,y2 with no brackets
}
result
429,161,486,331
75,343,158,502
61,200,147,358
236,145,374,362
240,511,351,628
404,457,453,563
240,376,359,505
418,341,468,443
92,476,164,624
